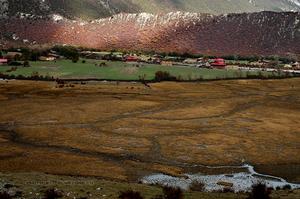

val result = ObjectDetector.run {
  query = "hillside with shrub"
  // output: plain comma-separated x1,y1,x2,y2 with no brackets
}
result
1,11,299,56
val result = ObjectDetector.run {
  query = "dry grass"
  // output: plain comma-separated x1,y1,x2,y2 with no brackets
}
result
0,79,300,184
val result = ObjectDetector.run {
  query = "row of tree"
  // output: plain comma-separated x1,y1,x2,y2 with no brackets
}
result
2,46,297,64
1,45,80,62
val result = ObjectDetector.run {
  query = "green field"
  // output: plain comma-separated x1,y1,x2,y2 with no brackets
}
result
0,59,282,81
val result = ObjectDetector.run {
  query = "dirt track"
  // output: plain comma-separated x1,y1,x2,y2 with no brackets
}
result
0,79,299,182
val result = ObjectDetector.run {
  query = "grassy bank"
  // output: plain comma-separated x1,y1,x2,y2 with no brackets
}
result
1,172,300,199
0,173,242,199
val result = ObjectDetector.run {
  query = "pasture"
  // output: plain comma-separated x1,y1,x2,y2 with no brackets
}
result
1,78,300,198
0,59,278,81
0,79,300,180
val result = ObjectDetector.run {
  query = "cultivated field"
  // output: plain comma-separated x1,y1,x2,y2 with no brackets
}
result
0,79,300,198
0,59,278,80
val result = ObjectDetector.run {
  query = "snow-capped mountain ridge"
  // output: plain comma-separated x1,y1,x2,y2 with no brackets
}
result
1,0,300,20
287,0,300,7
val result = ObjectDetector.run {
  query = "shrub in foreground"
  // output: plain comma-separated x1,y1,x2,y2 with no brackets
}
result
118,190,144,199
72,56,79,63
0,191,12,199
221,187,234,193
8,61,23,66
153,186,184,199
282,184,292,190
43,188,63,199
23,60,30,67
247,183,271,199
189,181,205,192
154,71,177,82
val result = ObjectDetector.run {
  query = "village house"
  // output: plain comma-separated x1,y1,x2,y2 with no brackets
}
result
48,52,63,59
283,64,293,69
164,56,181,62
5,52,23,60
125,55,139,62
0,58,8,65
183,58,198,64
80,51,101,59
249,61,264,67
114,54,124,61
138,55,151,62
226,65,239,70
150,57,161,64
161,61,173,66
211,58,226,69
292,62,300,69
39,56,56,61
196,58,211,68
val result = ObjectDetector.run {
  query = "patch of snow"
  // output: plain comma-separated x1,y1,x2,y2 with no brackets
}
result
0,0,8,18
136,13,155,28
91,12,207,29
39,0,50,11
286,0,300,7
52,14,64,22
294,17,300,27
12,34,19,41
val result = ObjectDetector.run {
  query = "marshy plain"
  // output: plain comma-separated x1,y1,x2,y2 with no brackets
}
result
0,79,300,197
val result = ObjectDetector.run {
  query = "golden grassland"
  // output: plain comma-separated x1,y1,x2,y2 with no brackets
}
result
0,79,300,197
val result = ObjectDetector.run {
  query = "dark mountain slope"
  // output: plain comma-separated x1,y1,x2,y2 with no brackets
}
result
1,11,299,56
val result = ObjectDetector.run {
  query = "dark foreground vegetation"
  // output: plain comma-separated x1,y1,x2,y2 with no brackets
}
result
43,189,63,199
0,191,12,199
119,187,184,199
0,72,55,81
119,190,145,199
247,184,271,199
0,184,285,199
118,184,288,199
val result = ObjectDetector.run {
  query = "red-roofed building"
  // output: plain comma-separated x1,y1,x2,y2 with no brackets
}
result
0,59,8,65
211,58,226,69
125,55,139,62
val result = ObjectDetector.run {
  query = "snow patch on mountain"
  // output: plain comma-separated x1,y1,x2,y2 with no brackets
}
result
2,0,300,20
52,14,64,22
1,11,298,55
287,0,300,7
0,0,8,18
39,0,50,11
92,11,213,29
